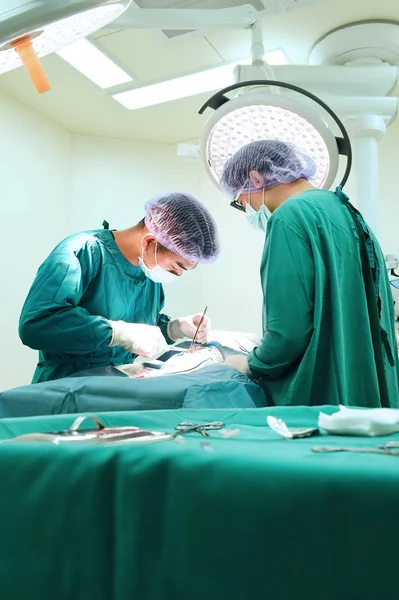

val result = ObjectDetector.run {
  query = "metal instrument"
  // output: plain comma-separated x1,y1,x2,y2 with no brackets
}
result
174,421,224,437
312,445,399,456
189,306,208,351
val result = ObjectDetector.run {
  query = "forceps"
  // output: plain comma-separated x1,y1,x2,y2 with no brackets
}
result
174,421,224,437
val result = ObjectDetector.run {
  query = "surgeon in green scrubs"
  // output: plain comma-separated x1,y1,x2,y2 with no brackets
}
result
19,192,220,383
221,140,399,408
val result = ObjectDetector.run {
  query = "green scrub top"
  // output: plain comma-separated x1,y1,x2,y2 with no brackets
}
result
19,229,172,383
247,188,399,408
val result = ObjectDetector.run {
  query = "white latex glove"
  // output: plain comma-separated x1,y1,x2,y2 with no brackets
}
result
167,314,211,345
224,355,251,376
109,321,169,359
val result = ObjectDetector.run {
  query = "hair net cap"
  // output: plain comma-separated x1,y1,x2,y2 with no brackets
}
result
144,192,220,264
220,140,317,197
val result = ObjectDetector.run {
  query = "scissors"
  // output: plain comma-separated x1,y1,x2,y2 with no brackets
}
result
189,306,208,351
174,421,224,437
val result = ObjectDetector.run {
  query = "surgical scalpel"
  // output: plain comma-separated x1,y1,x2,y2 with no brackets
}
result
189,305,208,351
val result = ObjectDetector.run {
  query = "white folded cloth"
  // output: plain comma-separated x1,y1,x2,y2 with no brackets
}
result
208,330,260,353
318,405,399,437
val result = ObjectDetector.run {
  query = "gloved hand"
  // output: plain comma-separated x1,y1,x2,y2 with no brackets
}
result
109,321,169,359
167,313,211,344
224,355,251,376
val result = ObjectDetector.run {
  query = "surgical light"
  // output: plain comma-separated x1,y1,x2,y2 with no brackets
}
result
198,80,352,197
0,0,132,93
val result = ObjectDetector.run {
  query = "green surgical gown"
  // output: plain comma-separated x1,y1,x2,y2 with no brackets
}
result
247,189,399,408
19,230,172,383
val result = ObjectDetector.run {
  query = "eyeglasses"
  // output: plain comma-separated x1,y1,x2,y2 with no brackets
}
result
230,200,246,212
230,193,246,213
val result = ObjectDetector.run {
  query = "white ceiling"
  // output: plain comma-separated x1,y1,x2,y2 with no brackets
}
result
0,0,397,144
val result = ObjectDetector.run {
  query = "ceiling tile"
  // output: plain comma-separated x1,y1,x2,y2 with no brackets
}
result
96,29,224,83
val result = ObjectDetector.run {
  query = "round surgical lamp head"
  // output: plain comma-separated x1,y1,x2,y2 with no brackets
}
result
0,0,131,93
198,80,352,209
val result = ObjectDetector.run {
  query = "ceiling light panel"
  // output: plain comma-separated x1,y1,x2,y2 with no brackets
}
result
113,50,288,110
56,38,132,88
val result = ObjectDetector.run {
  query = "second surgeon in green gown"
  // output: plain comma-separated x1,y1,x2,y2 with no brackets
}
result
19,192,220,383
222,140,399,408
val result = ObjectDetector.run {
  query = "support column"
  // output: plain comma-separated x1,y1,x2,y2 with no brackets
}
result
344,115,387,237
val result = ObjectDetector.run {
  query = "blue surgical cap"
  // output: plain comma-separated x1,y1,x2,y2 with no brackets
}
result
145,191,220,264
220,139,317,197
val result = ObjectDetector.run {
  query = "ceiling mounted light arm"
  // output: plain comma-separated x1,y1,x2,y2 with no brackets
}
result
102,4,258,31
247,19,275,79
199,79,353,189
250,20,264,64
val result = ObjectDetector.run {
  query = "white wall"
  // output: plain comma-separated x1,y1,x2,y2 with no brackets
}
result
2,94,399,391
69,135,265,334
69,135,207,323
0,92,71,391
68,119,399,335
1,110,263,392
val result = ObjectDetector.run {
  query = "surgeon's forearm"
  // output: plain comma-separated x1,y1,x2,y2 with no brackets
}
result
247,328,311,380
19,307,113,354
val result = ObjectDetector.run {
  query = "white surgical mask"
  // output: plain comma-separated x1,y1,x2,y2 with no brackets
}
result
245,190,271,233
138,238,179,284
